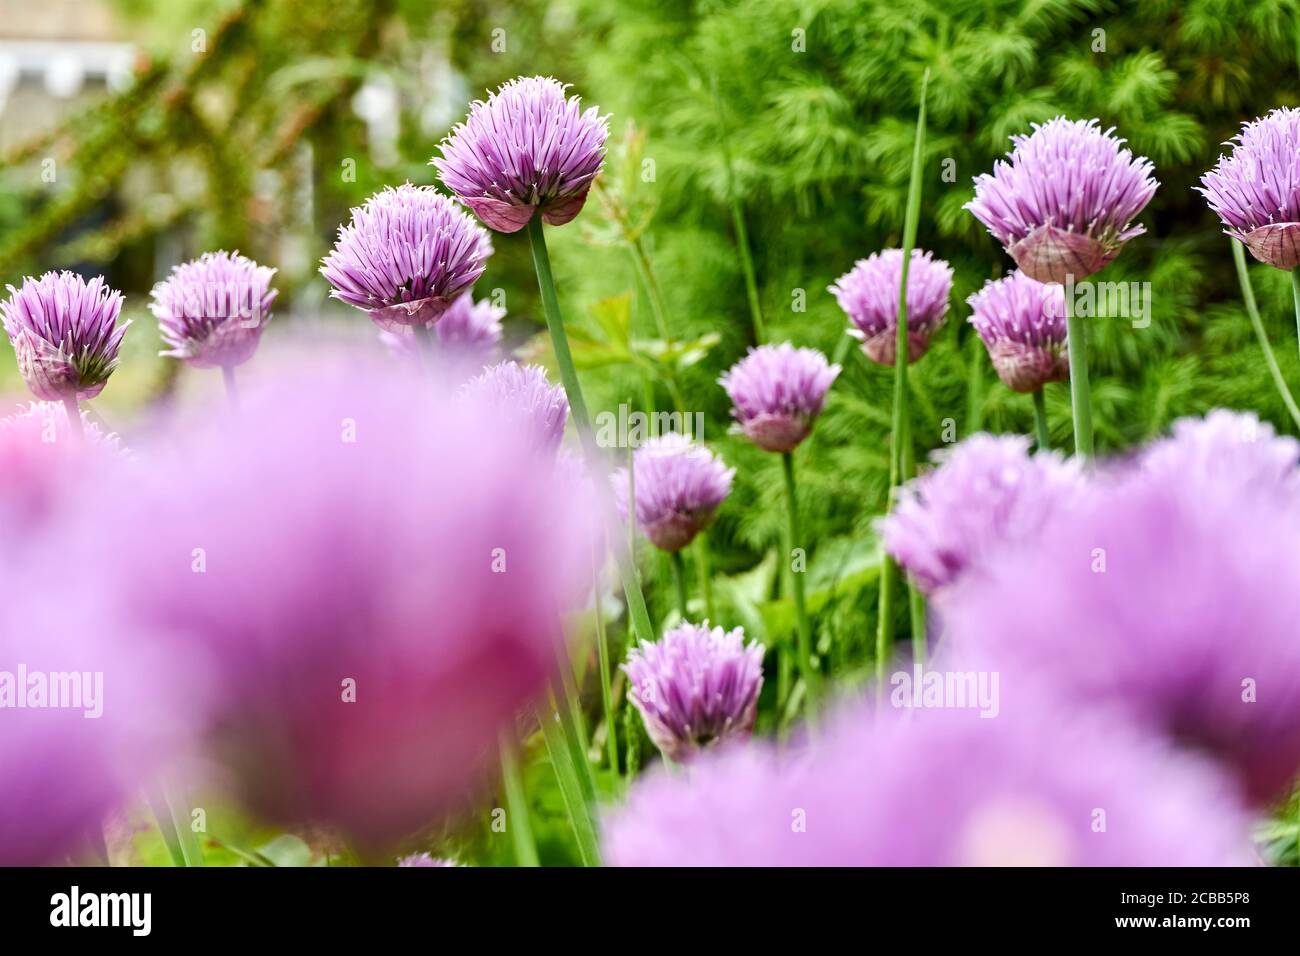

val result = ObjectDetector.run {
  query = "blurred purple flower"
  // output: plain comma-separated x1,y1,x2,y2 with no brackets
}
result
966,118,1158,284
966,271,1069,393
881,434,1083,597
719,343,840,453
380,292,504,381
100,359,593,847
397,852,457,867
949,413,1300,804
623,622,764,762
1,272,128,402
1138,409,1300,496
320,184,492,331
1199,108,1300,269
150,251,278,370
604,702,1254,866
460,361,568,454
829,249,953,365
0,570,199,865
611,433,733,552
433,76,609,233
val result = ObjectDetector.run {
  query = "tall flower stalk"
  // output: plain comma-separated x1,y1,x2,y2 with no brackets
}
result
498,732,540,867
1231,239,1300,431
879,69,929,679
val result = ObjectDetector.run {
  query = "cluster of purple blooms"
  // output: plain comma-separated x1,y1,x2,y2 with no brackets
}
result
3,72,1300,870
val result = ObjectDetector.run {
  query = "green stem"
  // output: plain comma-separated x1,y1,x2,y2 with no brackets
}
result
1031,388,1051,451
1064,289,1094,457
900,415,925,666
146,784,202,867
497,731,539,867
669,550,690,620
526,217,656,651
1232,240,1300,431
876,68,929,682
696,533,716,624
592,549,620,778
1290,267,1300,378
538,695,601,867
781,451,817,706
713,77,765,344
62,396,84,441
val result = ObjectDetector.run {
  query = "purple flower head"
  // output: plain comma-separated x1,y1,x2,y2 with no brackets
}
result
100,358,594,847
948,419,1300,805
604,702,1253,866
380,292,504,381
718,343,840,453
611,434,734,552
433,76,609,233
881,433,1084,597
1,271,128,401
1198,108,1300,269
460,361,568,454
966,271,1069,393
622,622,764,762
397,853,457,867
829,249,953,366
1138,409,1300,496
320,184,492,331
150,251,278,369
966,117,1158,284
0,567,200,865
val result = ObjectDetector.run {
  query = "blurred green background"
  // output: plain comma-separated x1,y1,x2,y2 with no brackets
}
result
5,0,1300,863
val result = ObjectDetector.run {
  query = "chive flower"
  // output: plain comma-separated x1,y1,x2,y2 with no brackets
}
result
966,117,1158,284
623,622,764,762
433,76,609,233
150,251,277,369
966,271,1069,393
1,271,128,402
719,343,840,453
829,249,953,366
460,361,568,454
1199,108,1300,269
612,433,734,552
319,183,492,331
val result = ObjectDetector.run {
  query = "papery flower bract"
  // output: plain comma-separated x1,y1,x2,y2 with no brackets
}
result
611,434,733,552
604,703,1253,866
433,76,609,233
622,622,764,762
719,343,840,453
1,271,128,401
949,415,1300,804
829,249,953,365
150,251,277,370
966,271,1069,393
101,359,593,847
881,434,1083,597
1198,108,1300,269
319,184,492,331
966,118,1158,284
0,401,127,542
460,361,568,454
380,293,504,382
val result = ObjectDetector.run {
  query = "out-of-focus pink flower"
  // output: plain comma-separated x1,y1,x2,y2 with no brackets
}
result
101,358,593,847
381,292,504,382
460,361,568,454
604,702,1253,866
